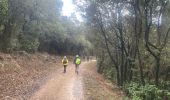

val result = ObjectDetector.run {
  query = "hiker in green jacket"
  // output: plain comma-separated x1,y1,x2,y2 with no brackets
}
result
73,55,81,74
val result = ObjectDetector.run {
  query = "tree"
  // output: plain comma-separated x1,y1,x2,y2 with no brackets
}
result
79,0,170,87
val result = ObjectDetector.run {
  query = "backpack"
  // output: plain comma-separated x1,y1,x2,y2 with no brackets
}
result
63,59,68,64
76,58,81,65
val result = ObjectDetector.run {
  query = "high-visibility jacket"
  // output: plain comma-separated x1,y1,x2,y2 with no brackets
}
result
76,58,81,65
62,58,68,66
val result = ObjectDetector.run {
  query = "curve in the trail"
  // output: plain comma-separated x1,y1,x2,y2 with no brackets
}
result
30,64,84,100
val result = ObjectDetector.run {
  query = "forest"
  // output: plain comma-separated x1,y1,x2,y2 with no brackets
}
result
0,0,170,100
79,0,170,99
0,0,92,55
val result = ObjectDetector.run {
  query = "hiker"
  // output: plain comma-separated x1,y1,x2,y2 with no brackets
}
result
87,56,90,62
73,55,81,74
62,56,68,73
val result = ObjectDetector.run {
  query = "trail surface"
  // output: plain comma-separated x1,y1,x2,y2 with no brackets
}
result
31,63,84,100
30,61,124,100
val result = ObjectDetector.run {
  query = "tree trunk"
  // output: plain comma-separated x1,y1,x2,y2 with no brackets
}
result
116,68,121,86
124,60,128,82
137,46,145,85
155,57,160,86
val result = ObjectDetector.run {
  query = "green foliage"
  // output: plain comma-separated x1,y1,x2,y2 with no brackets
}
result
0,0,92,54
19,34,39,53
0,0,8,24
159,80,170,91
124,82,170,100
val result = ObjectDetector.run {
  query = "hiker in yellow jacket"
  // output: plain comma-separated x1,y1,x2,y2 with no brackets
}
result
62,56,68,73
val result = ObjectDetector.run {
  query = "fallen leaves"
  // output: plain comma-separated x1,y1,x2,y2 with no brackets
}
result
0,53,61,99
82,62,124,100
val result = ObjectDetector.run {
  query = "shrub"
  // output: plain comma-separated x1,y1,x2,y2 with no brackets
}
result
123,82,170,100
19,35,40,53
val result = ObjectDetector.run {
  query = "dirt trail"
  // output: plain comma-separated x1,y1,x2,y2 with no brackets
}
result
30,63,84,100
30,61,124,100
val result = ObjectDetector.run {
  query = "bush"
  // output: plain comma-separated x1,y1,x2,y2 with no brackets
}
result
19,35,40,53
123,82,170,100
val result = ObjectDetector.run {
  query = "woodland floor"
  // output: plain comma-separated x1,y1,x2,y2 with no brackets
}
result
0,53,124,100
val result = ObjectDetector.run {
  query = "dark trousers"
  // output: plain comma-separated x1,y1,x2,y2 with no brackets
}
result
75,64,79,74
64,65,67,73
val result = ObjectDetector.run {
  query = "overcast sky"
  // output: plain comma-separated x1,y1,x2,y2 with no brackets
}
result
62,0,75,16
62,0,83,21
